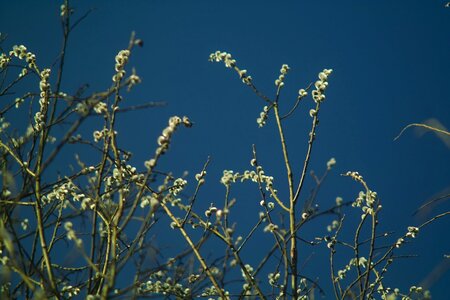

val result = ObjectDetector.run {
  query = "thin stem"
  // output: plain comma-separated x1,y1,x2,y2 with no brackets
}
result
293,101,320,204
273,103,297,298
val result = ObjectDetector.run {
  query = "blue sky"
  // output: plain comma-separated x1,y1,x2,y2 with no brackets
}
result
1,0,449,298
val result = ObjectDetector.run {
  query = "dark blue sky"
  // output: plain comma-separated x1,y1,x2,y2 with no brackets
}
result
2,0,449,298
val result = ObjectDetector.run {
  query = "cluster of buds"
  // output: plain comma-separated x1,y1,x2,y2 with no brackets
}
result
406,226,419,238
41,181,73,204
204,204,225,220
93,101,107,114
352,191,365,207
335,257,369,282
351,257,368,269
8,45,37,70
256,105,269,127
275,64,290,88
34,112,45,132
0,118,10,135
60,3,70,17
138,277,191,298
19,68,28,78
170,178,187,196
0,53,10,69
127,71,141,91
195,170,206,185
145,116,192,171
327,219,340,232
188,274,200,284
209,51,236,68
64,222,83,247
237,69,251,85
220,168,275,195
365,190,378,207
268,272,281,286
75,102,89,116
93,128,113,142
112,49,130,83
351,188,379,216
395,237,404,248
129,74,141,85
345,171,363,182
39,69,51,107
220,170,237,186
241,264,254,280
144,158,156,170
111,163,144,184
312,69,332,103
260,200,275,210
140,194,160,209
209,51,252,85
33,69,51,131
20,219,29,231
200,286,228,298
204,205,218,218
244,166,275,193
156,116,192,155
15,97,25,109
409,286,426,294
61,285,80,298
264,223,279,233
325,236,337,250
103,175,118,203
80,196,95,210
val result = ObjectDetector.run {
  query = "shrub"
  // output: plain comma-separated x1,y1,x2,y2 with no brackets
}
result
0,2,448,299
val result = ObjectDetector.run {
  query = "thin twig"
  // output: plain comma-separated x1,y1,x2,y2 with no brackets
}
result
394,123,450,141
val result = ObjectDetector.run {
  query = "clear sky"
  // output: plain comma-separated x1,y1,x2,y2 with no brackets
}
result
1,0,449,298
